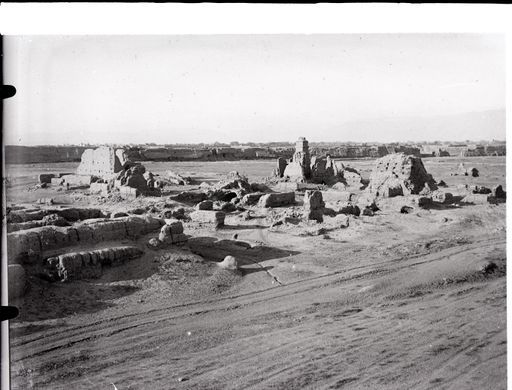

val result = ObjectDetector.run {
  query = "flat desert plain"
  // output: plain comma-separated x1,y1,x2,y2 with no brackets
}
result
6,156,506,390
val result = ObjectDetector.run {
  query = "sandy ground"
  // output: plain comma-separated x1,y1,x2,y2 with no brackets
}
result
6,157,506,389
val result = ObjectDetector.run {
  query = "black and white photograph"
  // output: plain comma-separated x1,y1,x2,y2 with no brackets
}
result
1,5,509,390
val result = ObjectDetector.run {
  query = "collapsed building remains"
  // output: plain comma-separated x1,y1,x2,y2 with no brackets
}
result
366,153,437,198
77,146,127,176
274,137,362,186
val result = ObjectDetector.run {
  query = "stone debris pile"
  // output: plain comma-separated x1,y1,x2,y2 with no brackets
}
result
42,146,164,198
167,171,192,185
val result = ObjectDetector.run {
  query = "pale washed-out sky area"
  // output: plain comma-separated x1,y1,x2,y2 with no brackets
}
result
3,34,505,145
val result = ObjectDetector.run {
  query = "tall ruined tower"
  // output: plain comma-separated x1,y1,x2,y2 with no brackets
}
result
282,137,312,182
293,137,311,179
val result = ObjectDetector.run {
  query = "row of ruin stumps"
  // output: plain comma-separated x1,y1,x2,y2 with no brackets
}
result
9,138,506,300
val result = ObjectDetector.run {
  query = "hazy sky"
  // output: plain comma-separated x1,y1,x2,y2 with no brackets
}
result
3,34,505,145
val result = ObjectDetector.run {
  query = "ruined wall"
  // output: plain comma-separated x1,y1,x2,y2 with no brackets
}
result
282,137,311,182
77,147,124,177
367,153,437,197
7,216,163,265
5,146,88,164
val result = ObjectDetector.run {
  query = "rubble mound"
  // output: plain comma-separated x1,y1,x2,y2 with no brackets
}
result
167,171,192,185
215,171,252,193
367,153,437,198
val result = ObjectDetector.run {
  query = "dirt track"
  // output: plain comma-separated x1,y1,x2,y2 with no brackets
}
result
10,230,506,389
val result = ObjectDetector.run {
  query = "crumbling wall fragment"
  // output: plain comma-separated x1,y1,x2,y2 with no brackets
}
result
283,137,311,182
367,153,437,198
46,246,143,281
7,215,162,264
303,190,325,222
77,146,124,176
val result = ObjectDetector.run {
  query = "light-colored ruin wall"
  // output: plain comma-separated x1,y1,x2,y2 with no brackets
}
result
77,147,124,177
367,153,437,196
282,137,312,181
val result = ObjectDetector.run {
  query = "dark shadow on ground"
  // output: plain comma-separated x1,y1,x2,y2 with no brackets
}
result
188,236,300,263
422,195,505,210
12,277,139,323
241,265,275,276
220,224,269,230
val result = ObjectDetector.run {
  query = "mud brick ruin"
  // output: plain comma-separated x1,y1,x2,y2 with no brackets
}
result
77,146,126,177
275,137,361,186
281,137,312,182
366,153,438,197
45,146,162,197
303,190,325,222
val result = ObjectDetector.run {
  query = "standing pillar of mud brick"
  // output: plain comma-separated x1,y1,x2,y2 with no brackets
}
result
282,137,312,182
303,190,325,222
77,146,123,177
295,137,311,180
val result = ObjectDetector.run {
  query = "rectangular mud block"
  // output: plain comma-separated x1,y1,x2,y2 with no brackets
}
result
39,174,57,184
58,253,83,280
51,177,65,186
432,191,454,204
258,192,295,208
119,186,139,199
190,210,226,226
62,174,93,186
272,182,299,192
164,219,184,234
